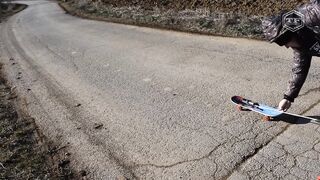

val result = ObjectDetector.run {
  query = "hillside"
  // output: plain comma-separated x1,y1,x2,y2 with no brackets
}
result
61,0,309,39
96,0,308,16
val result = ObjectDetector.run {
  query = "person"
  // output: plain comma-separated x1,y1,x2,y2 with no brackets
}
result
262,0,320,111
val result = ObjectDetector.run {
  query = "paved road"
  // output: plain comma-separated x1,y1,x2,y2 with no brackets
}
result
1,0,320,179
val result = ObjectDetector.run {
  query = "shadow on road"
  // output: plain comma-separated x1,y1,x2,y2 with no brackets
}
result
273,114,320,125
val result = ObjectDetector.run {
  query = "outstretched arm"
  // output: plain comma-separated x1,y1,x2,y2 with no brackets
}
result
284,50,312,102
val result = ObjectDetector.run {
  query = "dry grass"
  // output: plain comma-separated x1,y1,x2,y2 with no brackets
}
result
60,0,309,39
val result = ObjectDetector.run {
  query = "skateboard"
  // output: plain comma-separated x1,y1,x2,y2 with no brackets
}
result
231,95,320,124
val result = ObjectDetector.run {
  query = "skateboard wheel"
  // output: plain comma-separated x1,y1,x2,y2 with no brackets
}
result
262,116,271,121
236,105,245,111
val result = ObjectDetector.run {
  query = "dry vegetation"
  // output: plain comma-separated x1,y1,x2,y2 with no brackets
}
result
60,0,309,38
92,0,309,16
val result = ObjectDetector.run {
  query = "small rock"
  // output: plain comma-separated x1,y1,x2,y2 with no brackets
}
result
10,86,16,91
80,170,87,177
75,103,81,107
117,176,127,180
58,159,70,167
94,123,103,129
164,87,172,92
0,163,5,169
12,62,16,65
7,95,17,100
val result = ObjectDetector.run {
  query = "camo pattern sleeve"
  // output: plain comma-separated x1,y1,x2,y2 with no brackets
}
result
284,50,312,102
298,0,320,27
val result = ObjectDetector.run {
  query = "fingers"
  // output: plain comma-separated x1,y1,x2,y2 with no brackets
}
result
278,99,291,112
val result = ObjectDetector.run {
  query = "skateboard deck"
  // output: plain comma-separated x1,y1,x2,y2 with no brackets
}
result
231,96,320,124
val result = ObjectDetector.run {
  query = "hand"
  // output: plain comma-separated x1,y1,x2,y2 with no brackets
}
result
278,99,291,112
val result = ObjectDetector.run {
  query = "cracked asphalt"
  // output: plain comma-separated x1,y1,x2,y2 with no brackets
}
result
1,0,320,179
229,107,320,179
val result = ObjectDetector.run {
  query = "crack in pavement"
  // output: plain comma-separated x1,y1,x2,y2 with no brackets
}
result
133,116,226,170
131,116,279,178
145,111,289,178
134,142,224,169
228,115,320,179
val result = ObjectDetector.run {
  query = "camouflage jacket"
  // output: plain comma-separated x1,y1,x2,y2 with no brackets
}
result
284,0,320,102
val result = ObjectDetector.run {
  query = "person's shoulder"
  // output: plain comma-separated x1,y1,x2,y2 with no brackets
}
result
310,0,320,4
296,0,320,28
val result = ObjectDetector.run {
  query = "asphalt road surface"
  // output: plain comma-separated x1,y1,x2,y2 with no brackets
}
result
1,1,320,179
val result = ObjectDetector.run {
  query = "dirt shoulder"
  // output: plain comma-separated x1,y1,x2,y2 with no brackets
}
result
0,3,26,21
0,64,72,179
0,4,80,180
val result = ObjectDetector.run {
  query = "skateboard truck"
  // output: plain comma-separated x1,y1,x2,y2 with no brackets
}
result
237,98,263,111
236,105,251,111
237,105,272,121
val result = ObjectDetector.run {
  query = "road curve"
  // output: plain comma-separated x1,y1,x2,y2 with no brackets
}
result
1,0,320,179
